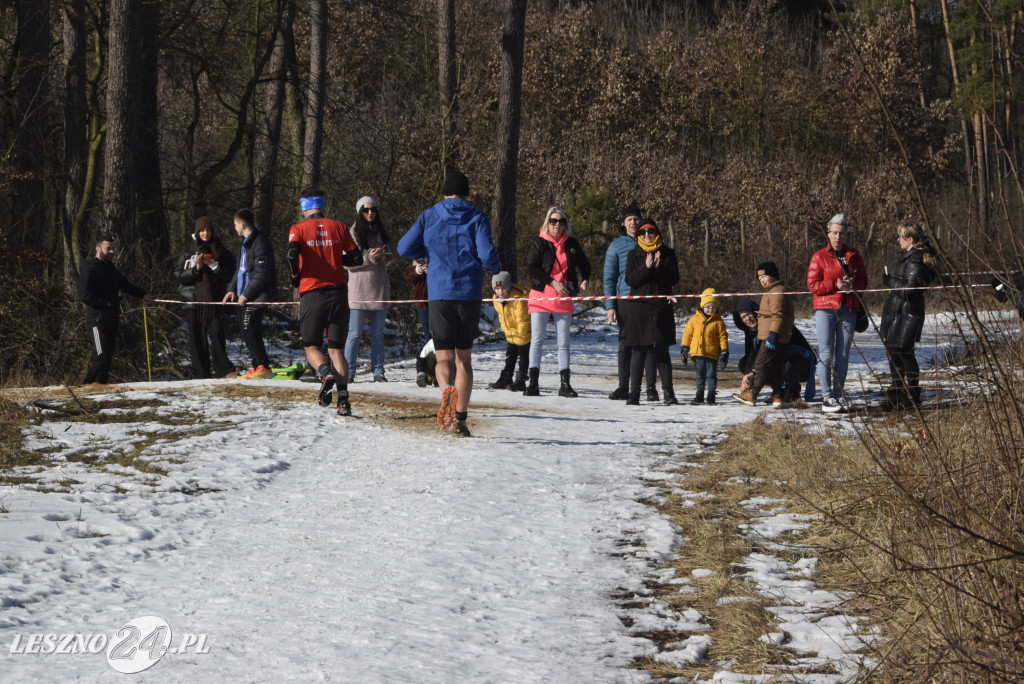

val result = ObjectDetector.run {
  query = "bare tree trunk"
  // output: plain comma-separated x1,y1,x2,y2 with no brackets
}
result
301,0,327,191
12,0,51,251
254,0,295,232
135,0,170,268
438,0,458,171
940,0,975,223
62,0,87,287
104,0,140,272
492,0,526,281
908,0,927,107
703,216,711,267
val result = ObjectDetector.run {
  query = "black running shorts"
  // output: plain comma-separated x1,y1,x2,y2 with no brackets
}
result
299,286,350,348
429,299,481,351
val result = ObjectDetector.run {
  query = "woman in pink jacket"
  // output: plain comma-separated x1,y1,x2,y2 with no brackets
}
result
523,206,591,397
806,213,867,413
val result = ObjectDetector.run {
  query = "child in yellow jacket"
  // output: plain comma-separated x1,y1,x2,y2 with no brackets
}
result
680,288,729,405
489,272,532,391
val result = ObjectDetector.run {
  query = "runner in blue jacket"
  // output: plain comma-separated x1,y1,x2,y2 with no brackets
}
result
398,170,501,437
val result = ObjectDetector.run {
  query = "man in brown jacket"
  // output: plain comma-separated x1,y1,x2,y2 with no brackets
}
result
734,261,794,407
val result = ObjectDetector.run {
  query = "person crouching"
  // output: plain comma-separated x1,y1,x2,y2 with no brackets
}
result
489,272,531,391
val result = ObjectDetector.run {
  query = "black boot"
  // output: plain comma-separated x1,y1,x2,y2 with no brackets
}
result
558,369,578,398
523,367,540,396
488,369,513,390
626,391,640,405
706,391,716,405
663,388,678,405
690,389,705,405
608,386,629,400
646,387,659,402
510,370,526,392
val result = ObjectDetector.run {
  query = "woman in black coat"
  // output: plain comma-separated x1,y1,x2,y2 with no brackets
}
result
879,224,936,409
622,219,680,405
174,216,237,378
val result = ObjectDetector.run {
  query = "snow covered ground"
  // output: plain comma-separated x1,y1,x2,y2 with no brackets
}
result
0,305,1010,682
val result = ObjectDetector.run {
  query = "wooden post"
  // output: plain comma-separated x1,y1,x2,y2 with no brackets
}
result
703,216,711,267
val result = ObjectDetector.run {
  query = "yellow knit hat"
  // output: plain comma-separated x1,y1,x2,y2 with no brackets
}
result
699,288,719,309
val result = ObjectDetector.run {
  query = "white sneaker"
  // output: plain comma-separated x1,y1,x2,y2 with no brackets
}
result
822,396,843,413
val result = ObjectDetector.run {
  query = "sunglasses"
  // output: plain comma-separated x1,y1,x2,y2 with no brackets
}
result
360,206,376,213
548,217,566,226
638,228,659,236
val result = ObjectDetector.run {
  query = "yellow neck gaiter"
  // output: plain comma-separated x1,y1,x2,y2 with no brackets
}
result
639,236,663,253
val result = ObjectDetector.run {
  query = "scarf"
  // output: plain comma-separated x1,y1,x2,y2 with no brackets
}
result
639,235,663,253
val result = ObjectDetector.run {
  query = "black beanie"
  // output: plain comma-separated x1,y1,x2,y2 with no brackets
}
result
756,261,780,279
620,201,642,223
442,170,470,197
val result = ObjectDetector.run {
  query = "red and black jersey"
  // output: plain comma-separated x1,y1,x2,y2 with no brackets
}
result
288,217,359,293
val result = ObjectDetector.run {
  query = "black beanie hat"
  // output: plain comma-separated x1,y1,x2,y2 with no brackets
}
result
756,261,780,279
442,170,470,197
620,201,642,223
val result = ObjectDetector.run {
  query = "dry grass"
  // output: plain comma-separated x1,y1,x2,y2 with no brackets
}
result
637,373,1024,682
634,417,873,679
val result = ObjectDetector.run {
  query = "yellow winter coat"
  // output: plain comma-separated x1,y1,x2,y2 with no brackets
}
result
680,311,729,360
494,285,531,346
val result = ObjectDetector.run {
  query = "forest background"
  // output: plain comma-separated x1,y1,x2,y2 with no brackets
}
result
1,0,1022,384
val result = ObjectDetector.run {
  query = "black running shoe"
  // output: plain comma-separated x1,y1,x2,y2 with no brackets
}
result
453,420,471,437
337,395,352,416
317,374,335,407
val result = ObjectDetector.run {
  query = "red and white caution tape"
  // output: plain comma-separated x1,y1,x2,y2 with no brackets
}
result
153,280,993,309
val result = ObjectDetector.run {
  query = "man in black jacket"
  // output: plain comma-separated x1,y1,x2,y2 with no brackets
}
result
223,208,279,378
78,236,155,384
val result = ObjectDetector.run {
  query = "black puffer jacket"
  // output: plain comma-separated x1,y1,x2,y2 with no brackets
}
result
227,230,279,301
621,245,679,346
880,246,934,350
525,235,591,293
174,237,236,303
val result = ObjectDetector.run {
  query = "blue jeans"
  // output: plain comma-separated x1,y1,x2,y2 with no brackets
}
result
415,305,431,345
529,312,571,370
345,308,388,378
814,307,857,399
694,357,718,394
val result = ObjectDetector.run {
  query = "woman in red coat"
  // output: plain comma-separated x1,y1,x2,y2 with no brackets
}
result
806,214,867,413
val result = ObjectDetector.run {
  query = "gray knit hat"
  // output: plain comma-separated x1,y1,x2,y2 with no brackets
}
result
491,271,512,291
356,196,376,214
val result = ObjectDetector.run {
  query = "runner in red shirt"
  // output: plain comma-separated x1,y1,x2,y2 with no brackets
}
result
286,189,363,416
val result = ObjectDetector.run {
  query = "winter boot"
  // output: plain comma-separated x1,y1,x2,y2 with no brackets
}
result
415,356,428,387
690,389,705,406
523,368,540,396
608,386,629,400
626,391,641,406
558,369,578,398
706,391,717,405
663,388,678,405
646,387,659,402
510,370,526,392
488,369,513,390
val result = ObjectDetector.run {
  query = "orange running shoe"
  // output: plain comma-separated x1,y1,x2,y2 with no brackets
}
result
248,365,274,379
437,385,458,432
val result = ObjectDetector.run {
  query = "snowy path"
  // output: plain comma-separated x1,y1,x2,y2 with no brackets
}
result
0,309,1001,681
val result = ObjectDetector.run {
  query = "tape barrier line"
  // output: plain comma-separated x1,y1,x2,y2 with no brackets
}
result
153,281,993,308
